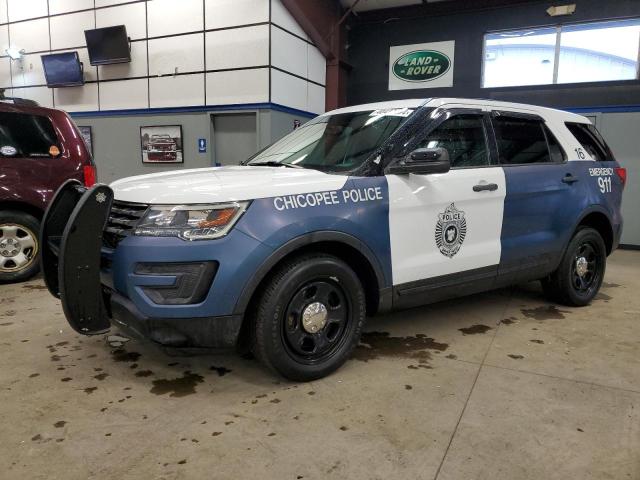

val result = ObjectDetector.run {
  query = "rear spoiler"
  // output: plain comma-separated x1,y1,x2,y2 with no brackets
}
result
0,88,39,106
40,179,114,334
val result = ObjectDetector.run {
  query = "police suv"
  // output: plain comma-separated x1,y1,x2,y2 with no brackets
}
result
41,98,625,381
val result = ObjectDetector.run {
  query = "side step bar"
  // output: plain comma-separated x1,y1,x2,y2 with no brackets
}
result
40,180,115,334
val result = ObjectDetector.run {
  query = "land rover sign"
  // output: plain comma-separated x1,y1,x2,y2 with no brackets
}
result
389,41,455,90
393,50,451,82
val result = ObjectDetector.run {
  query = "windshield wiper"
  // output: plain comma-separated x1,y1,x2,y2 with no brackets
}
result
248,161,303,169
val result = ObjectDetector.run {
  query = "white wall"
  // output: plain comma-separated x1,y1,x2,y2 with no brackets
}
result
0,0,326,114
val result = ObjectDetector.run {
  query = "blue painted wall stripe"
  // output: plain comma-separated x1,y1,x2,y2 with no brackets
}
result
68,102,319,119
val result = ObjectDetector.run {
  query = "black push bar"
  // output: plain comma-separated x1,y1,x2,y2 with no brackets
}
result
40,180,114,334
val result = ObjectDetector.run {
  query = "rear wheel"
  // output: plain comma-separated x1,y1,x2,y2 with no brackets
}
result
0,211,41,283
251,254,366,381
541,227,606,306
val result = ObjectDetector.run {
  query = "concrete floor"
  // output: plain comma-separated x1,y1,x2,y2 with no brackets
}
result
1,250,639,480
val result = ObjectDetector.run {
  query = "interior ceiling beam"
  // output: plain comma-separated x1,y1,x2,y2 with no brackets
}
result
352,0,550,24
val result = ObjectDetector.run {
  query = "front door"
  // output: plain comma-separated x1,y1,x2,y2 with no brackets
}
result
386,109,506,306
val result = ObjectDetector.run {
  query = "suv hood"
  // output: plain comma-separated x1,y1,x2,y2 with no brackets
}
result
110,166,348,204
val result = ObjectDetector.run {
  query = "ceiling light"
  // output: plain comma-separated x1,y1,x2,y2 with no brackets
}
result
546,4,576,16
5,47,25,60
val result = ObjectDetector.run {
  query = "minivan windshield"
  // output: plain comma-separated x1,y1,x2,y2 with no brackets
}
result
247,108,415,173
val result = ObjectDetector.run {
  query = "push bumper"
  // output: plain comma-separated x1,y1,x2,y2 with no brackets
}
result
40,181,266,350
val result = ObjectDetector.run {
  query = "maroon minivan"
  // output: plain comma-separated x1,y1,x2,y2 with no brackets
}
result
0,94,96,283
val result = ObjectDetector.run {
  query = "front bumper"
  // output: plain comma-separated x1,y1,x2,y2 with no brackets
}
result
103,229,273,320
110,292,242,348
41,182,271,349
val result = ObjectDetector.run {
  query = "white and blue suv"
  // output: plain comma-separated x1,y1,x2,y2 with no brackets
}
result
41,98,625,381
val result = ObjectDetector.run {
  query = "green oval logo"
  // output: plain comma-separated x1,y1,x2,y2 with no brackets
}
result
393,50,451,82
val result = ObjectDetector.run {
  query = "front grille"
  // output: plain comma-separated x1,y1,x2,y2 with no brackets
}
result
103,200,148,248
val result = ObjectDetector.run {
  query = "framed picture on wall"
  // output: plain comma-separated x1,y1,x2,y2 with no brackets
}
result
140,125,183,164
78,126,93,155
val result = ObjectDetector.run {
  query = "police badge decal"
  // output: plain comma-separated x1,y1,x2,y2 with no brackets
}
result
435,203,467,258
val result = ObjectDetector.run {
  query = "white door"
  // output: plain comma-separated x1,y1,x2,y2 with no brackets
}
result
386,110,505,286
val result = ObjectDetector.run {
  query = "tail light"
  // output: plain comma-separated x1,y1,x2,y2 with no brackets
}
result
83,165,97,187
615,167,627,189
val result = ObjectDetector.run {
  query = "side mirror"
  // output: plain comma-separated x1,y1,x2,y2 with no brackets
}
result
386,147,451,175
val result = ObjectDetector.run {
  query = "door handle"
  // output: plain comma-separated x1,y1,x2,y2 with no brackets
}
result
562,174,579,184
473,183,498,192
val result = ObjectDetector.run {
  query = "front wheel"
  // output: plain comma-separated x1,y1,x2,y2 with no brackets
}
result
251,254,366,381
542,227,606,306
0,211,41,283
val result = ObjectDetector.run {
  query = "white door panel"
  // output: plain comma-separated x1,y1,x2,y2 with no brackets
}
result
387,167,506,285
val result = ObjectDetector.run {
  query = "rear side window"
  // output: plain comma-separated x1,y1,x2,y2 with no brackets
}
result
493,116,565,165
0,112,60,158
565,122,612,161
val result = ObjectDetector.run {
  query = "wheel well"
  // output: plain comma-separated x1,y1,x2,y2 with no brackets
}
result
0,202,44,221
235,241,381,353
578,212,613,255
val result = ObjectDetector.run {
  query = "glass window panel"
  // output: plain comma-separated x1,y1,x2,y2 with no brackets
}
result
493,117,551,165
0,112,59,158
483,27,558,87
417,115,489,168
557,19,640,84
565,122,609,161
247,110,409,173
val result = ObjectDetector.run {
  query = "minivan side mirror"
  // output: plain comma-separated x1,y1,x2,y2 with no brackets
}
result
386,147,451,175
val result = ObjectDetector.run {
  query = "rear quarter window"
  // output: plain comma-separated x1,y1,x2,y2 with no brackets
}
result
0,111,60,158
565,122,613,162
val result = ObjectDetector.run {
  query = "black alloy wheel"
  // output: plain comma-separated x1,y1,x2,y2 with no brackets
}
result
571,241,602,296
252,253,366,381
282,279,350,364
542,227,606,306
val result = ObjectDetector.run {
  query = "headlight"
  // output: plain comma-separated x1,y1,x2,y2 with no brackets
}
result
134,202,249,241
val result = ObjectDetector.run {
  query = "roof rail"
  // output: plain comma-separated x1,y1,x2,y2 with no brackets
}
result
0,88,40,107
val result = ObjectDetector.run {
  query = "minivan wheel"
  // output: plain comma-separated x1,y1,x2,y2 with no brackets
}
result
251,254,366,381
0,211,41,283
541,227,606,307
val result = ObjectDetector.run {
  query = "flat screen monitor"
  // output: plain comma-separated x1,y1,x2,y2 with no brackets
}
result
41,51,84,87
85,25,131,65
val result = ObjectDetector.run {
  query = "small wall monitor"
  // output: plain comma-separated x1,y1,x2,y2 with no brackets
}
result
85,25,131,65
41,51,84,87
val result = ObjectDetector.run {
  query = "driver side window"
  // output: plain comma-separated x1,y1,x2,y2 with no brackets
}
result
416,114,489,168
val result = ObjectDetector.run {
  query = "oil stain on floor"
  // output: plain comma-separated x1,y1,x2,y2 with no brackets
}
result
520,305,568,320
353,331,448,365
111,349,141,363
150,371,204,397
458,324,492,335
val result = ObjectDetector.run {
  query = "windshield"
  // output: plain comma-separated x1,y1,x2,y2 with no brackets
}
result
247,108,414,173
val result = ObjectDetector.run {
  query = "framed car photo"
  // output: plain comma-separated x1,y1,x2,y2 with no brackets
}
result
140,125,183,164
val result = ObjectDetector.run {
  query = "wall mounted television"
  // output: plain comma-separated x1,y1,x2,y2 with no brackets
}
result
41,51,84,87
85,25,131,65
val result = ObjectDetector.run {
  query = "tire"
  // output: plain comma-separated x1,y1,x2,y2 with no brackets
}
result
251,253,366,381
0,210,41,283
541,227,606,306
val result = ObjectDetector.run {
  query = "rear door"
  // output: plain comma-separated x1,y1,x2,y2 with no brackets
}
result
386,108,506,304
492,111,587,283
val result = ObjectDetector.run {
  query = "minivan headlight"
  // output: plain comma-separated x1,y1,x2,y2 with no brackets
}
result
134,202,249,240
